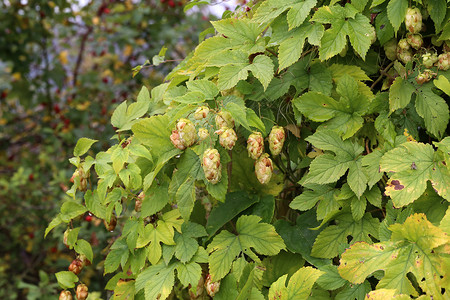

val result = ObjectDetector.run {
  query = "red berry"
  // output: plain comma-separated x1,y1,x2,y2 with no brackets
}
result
53,104,61,114
160,0,166,3
102,77,108,84
85,215,92,222
103,8,111,14
168,0,175,7
28,174,34,181
1,91,7,99
50,246,57,253
28,232,35,239
178,1,183,6
64,118,70,127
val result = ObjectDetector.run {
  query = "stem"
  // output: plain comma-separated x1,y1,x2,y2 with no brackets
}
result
370,61,395,90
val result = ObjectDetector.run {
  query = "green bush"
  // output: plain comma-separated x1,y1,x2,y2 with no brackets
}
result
49,0,450,299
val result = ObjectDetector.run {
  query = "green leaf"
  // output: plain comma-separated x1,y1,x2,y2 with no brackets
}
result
380,141,450,207
415,86,449,139
207,215,286,281
172,91,205,104
176,178,196,222
278,24,308,71
105,238,129,274
274,211,330,267
311,213,379,258
113,280,135,300
318,19,347,61
302,154,351,185
206,191,259,236
136,262,176,300
252,0,296,24
136,219,176,265
316,265,347,290
74,137,98,157
375,11,395,45
308,63,333,95
217,64,250,90
55,271,78,289
60,201,87,223
293,92,340,122
132,115,173,156
346,14,373,60
387,0,408,33
176,261,202,287
74,239,93,263
389,77,415,112
433,75,450,96
287,0,317,30
186,79,219,100
249,55,274,90
427,0,447,31
268,267,324,299
339,214,449,296
262,251,305,287
45,215,62,237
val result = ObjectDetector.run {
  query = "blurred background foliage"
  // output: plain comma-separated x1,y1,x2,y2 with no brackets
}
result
0,0,225,298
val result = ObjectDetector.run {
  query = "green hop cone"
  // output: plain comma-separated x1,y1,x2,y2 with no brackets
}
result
194,106,209,120
397,46,413,64
247,132,264,160
59,291,73,300
170,118,197,150
198,128,209,142
422,52,438,68
437,53,450,70
384,39,397,61
205,274,220,297
215,111,234,128
397,38,410,51
216,127,237,150
202,148,222,184
406,33,423,50
76,284,88,300
269,126,285,156
405,7,422,33
255,153,273,184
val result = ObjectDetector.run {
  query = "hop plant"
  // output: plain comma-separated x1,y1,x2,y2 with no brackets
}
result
188,276,205,299
59,291,72,300
384,39,397,61
269,126,285,156
202,148,222,184
135,191,144,212
415,69,436,85
397,40,413,64
194,106,209,120
255,153,274,184
422,52,438,68
215,111,234,128
216,127,237,150
70,168,88,192
204,274,220,297
406,33,423,50
198,127,209,141
170,118,197,150
104,214,117,231
397,38,410,50
68,258,83,275
76,284,88,300
247,132,264,160
437,53,450,70
405,7,422,33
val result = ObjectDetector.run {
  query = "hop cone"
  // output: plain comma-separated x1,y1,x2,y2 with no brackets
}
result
406,33,423,50
405,7,422,33
247,132,264,160
59,291,73,300
205,274,220,297
170,118,197,150
269,126,285,156
194,106,209,120
255,153,273,184
215,111,234,128
202,148,222,184
437,53,450,70
216,127,237,150
198,128,209,141
76,284,88,300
